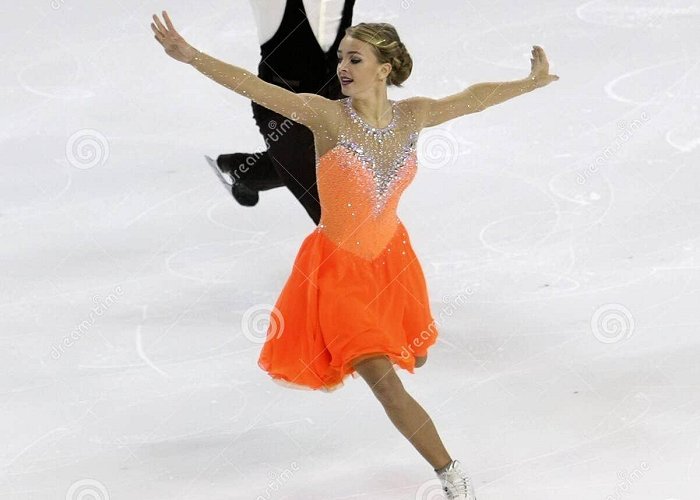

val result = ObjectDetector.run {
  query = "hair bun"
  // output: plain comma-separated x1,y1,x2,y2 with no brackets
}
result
346,23,413,88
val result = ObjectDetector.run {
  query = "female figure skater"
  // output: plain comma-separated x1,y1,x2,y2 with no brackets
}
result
151,10,558,499
208,0,356,224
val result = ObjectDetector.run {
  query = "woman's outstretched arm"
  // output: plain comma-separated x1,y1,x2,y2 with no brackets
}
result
151,10,333,129
408,45,559,128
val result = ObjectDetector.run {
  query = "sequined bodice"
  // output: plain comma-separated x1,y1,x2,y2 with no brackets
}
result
315,98,421,261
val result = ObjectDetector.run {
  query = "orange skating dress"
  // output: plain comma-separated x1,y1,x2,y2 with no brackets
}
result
257,97,439,392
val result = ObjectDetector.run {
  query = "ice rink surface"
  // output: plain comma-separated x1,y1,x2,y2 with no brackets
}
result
2,0,699,498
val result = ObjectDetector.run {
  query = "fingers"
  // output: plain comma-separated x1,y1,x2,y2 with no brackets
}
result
150,22,163,38
533,46,542,62
151,23,166,49
152,13,167,35
162,10,175,31
533,45,548,63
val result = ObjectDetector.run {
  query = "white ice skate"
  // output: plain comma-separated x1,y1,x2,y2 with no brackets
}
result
435,460,476,500
204,155,233,193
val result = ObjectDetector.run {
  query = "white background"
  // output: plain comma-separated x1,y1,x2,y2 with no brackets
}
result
1,0,699,499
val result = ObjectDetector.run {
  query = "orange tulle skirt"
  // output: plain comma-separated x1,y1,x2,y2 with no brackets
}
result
257,220,439,392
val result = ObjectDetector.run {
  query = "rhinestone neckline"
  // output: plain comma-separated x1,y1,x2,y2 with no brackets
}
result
345,97,397,139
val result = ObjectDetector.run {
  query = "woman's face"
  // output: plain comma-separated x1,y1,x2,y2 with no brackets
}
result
336,36,391,95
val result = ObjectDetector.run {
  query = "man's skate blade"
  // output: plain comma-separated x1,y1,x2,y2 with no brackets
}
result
204,155,234,193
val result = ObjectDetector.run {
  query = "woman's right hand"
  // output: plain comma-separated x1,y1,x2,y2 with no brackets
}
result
151,10,197,64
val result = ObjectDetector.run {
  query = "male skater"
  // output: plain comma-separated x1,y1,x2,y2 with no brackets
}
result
206,0,356,225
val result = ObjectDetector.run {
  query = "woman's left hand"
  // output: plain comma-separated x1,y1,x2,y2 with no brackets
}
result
528,45,559,87
151,10,197,64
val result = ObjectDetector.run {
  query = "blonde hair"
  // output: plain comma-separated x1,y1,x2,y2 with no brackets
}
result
344,23,413,88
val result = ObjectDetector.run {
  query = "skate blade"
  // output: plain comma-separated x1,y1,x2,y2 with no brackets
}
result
204,155,234,192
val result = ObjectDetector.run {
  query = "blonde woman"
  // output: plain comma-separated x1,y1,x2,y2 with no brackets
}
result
152,10,558,499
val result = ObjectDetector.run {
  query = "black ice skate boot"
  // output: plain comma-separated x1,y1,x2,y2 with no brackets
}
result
204,155,259,206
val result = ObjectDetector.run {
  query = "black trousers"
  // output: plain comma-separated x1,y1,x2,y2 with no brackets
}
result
217,96,321,224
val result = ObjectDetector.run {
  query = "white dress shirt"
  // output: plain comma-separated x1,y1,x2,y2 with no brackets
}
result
248,0,346,52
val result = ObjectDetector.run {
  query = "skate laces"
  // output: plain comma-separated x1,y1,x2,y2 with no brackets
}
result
437,460,474,499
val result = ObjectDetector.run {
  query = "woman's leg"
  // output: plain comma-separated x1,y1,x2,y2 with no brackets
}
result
351,354,451,470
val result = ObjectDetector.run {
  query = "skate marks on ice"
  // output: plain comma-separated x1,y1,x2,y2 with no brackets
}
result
77,305,250,433
582,2,700,151
134,305,168,378
665,118,700,153
162,198,271,283
576,0,700,28
0,139,73,211
453,12,564,72
165,239,265,284
603,58,695,107
16,46,95,100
